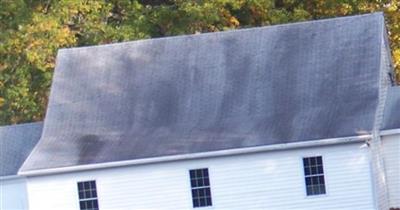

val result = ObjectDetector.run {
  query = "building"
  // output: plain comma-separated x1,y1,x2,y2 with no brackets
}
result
0,122,42,210
1,13,399,210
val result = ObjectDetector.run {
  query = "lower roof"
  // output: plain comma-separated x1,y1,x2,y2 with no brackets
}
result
0,122,43,177
382,86,400,130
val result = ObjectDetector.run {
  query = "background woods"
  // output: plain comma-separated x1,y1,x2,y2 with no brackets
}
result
1,0,399,125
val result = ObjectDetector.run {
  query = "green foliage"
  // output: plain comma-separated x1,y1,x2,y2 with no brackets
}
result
1,0,399,125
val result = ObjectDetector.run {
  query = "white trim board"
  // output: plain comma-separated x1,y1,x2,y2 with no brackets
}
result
380,129,400,136
19,135,371,177
0,175,23,181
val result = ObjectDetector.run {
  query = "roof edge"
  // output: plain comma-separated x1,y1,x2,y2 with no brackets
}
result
0,121,43,130
19,134,371,177
380,128,400,136
57,12,384,53
382,15,396,83
0,175,24,181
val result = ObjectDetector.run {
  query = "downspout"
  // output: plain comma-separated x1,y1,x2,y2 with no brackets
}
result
369,19,391,210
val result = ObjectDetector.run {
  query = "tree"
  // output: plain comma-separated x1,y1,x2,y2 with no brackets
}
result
0,0,399,125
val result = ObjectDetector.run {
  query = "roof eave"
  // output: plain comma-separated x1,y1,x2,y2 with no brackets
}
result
0,175,24,181
380,128,400,136
18,134,371,177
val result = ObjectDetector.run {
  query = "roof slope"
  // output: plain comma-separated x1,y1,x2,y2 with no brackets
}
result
21,13,386,172
382,87,400,130
0,122,43,176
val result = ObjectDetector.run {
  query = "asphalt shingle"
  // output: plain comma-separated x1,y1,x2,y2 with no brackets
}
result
20,13,392,172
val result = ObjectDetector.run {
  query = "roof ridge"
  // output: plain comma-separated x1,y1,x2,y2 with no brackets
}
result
58,12,384,52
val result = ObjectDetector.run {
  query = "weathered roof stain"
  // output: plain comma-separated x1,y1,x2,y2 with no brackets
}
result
20,13,396,172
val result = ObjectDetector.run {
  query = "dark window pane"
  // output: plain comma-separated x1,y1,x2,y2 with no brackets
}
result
196,170,203,177
87,201,93,208
306,186,312,195
303,158,309,167
81,191,86,199
310,157,316,165
305,177,311,185
84,182,90,189
317,165,324,174
317,156,322,165
204,188,211,197
319,176,325,184
78,182,84,190
194,198,200,207
200,189,206,196
204,197,209,206
207,197,212,206
190,170,196,178
92,190,97,198
90,181,96,189
304,167,310,176
311,166,317,175
204,178,210,186
315,185,321,194
199,198,206,206
197,179,204,187
191,179,197,188
80,201,85,209
192,189,198,197
205,188,211,196
312,176,319,184
203,169,208,177
85,191,91,198
320,185,326,194
92,200,97,210
79,192,84,199
316,185,321,194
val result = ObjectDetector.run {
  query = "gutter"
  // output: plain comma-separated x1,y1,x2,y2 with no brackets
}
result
18,134,371,177
380,128,400,136
0,175,23,181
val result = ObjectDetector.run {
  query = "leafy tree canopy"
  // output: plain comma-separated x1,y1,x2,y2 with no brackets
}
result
1,0,399,125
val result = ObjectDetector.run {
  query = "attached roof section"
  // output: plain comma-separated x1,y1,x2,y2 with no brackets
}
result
382,86,400,130
0,122,43,176
21,13,387,172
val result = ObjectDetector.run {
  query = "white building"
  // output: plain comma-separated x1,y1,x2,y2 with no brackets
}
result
0,123,42,210
1,13,399,210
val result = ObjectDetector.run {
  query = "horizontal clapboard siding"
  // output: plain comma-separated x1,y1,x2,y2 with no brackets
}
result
0,178,29,210
26,142,375,210
382,134,400,208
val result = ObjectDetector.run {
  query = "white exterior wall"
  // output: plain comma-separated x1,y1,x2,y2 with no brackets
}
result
26,143,375,210
382,134,400,208
0,177,29,210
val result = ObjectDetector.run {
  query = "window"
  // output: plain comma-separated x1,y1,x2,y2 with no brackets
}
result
189,168,212,208
77,180,99,210
303,156,326,196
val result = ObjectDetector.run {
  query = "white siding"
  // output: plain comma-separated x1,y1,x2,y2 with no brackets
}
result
382,134,400,208
0,177,29,210
26,143,375,210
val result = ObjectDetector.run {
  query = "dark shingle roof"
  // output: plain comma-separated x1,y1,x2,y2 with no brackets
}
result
0,122,43,176
21,13,390,172
382,87,400,130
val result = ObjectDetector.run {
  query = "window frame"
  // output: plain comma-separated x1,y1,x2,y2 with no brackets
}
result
301,156,328,197
77,180,99,210
188,168,213,208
